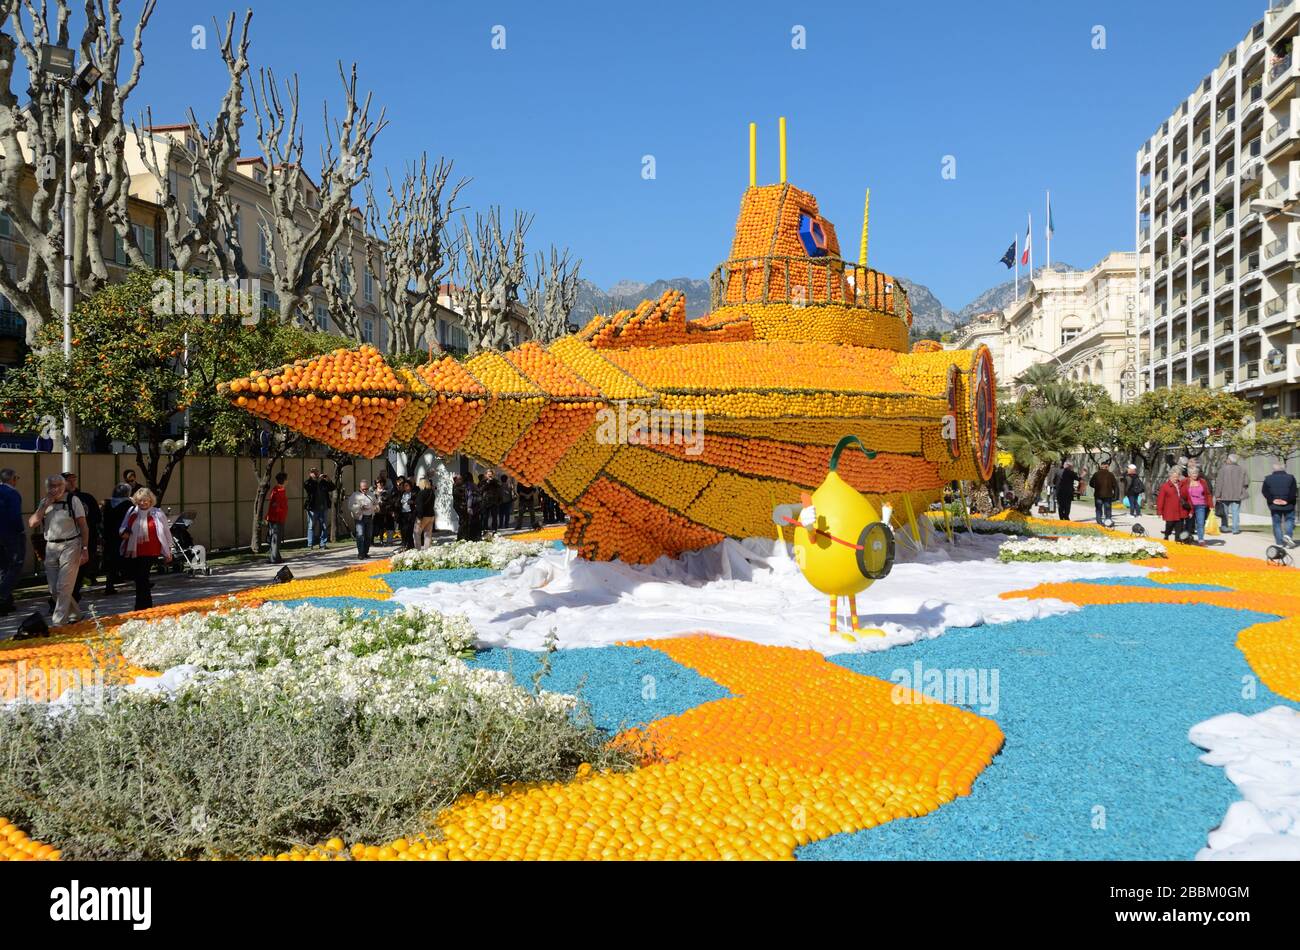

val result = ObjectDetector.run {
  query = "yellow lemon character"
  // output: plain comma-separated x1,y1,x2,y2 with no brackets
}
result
775,435,896,636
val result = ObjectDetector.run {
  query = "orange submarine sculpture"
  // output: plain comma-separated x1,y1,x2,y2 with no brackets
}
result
221,120,997,565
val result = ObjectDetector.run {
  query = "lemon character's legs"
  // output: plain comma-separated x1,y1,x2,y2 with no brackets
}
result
828,596,838,634
848,594,860,631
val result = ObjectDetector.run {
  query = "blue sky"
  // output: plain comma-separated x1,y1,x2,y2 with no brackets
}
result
109,1,1265,307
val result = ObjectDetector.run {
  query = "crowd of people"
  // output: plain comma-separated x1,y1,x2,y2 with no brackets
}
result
314,468,564,560
0,466,170,634
0,462,571,632
1046,453,1271,546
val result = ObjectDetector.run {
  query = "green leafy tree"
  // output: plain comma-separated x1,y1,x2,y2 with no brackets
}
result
0,268,248,500
1110,386,1252,477
1234,417,1300,464
993,363,1097,512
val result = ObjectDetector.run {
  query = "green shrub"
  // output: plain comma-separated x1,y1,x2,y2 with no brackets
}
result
0,670,633,860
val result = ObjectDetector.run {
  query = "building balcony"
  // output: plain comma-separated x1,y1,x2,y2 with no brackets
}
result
1267,1,1300,42
1193,129,1212,159
1215,210,1236,237
1267,52,1299,95
1264,296,1288,322
1192,278,1211,302
1242,359,1263,381
1242,305,1262,328
1215,367,1236,387
1265,114,1300,157
1216,107,1238,140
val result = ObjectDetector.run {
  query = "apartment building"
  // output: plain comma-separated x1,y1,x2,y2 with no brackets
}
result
950,253,1142,401
126,125,390,349
1136,4,1300,418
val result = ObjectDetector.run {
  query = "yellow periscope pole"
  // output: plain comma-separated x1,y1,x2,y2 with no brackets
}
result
749,122,757,188
860,188,870,266
779,116,787,183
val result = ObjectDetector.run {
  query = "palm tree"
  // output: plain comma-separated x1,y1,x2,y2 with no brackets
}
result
999,379,1087,513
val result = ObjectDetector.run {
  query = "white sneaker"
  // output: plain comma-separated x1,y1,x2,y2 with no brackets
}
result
1286,536,1295,548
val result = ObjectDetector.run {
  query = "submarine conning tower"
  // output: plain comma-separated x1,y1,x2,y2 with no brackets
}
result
706,181,912,352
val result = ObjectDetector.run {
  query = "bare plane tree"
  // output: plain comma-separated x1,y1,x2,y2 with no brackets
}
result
251,62,386,325
316,216,360,340
365,153,467,359
453,207,532,354
0,0,162,344
524,244,581,344
132,10,252,279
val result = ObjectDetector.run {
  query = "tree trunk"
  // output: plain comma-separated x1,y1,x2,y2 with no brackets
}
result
329,453,353,542
1014,461,1053,514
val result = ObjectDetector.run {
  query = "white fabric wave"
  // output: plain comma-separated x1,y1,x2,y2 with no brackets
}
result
390,533,1150,655
1191,706,1300,860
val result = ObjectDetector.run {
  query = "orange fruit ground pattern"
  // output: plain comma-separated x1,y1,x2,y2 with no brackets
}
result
5,520,1300,861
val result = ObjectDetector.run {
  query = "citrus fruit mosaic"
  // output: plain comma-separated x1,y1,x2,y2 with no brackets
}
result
3,515,1298,861
221,177,998,563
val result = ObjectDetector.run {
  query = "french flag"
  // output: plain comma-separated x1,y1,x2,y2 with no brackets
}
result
1020,215,1032,266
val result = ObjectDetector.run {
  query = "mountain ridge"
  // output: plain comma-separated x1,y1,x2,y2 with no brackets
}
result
569,264,1079,332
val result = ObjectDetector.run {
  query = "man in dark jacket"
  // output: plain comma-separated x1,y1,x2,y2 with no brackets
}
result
1122,463,1145,518
1089,461,1120,526
0,468,24,614
303,468,335,550
63,473,99,602
1055,461,1081,521
1262,461,1298,547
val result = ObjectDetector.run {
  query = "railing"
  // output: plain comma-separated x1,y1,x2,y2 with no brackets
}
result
1242,252,1262,271
1242,305,1261,327
1193,327,1210,345
1215,320,1234,337
1268,118,1292,142
1271,53,1294,82
1216,266,1235,285
1195,130,1212,151
1193,278,1210,300
1192,228,1211,250
1174,243,1188,262
1156,301,1169,317
1265,237,1288,258
1217,106,1237,127
1215,211,1235,234
1264,296,1287,318
708,256,910,318
1248,82,1264,103
1173,292,1188,309
1264,176,1290,199
1246,137,1263,157
1215,370,1235,387
1244,360,1262,380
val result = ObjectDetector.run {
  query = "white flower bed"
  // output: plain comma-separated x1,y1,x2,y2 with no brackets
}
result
389,538,547,572
116,602,574,720
998,536,1166,563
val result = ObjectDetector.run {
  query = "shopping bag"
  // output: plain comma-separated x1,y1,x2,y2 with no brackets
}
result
1206,511,1220,536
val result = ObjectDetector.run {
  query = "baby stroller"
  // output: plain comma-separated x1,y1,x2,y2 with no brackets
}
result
166,509,211,576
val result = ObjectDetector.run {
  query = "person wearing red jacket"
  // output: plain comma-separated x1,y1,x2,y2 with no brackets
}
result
120,488,173,610
1155,470,1191,542
266,472,289,564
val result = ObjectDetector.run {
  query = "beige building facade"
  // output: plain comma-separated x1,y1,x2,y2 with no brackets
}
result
950,252,1143,400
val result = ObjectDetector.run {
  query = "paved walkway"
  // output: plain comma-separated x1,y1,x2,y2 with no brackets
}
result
1046,502,1279,561
0,540,385,642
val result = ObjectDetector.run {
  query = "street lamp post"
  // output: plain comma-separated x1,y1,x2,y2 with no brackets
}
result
38,45,101,472
1021,344,1069,372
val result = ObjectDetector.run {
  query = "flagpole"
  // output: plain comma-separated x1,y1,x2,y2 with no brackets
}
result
1015,233,1019,303
1028,212,1034,278
1046,191,1051,268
